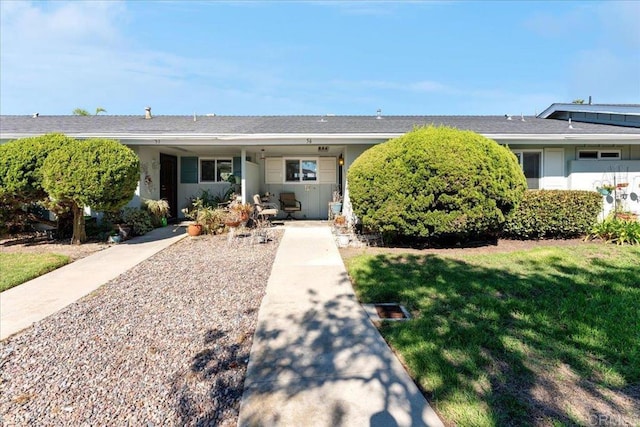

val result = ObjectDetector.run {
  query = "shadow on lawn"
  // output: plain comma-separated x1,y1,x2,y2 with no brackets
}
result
351,250,640,425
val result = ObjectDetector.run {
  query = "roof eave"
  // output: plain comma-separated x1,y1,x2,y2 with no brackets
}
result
2,132,639,144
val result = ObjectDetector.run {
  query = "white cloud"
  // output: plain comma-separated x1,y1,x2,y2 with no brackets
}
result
1,1,125,45
0,1,292,114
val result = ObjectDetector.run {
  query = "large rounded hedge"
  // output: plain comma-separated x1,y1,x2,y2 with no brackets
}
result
347,126,527,242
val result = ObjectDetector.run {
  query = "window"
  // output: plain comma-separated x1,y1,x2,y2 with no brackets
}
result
199,158,233,182
216,159,232,181
578,151,598,160
599,151,621,159
513,150,542,189
285,159,318,182
577,150,620,160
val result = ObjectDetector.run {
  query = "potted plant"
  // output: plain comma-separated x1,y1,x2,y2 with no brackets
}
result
229,202,253,223
329,189,343,216
143,198,170,227
182,198,204,236
615,211,638,222
596,184,615,196
187,223,202,236
108,231,122,244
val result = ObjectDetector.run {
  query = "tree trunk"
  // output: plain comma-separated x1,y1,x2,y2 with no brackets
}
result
71,203,86,244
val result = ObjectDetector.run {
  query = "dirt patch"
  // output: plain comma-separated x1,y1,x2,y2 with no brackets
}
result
527,362,639,426
339,237,591,261
0,233,110,261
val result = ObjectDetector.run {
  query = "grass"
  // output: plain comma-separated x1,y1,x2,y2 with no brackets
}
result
0,252,70,292
345,244,640,426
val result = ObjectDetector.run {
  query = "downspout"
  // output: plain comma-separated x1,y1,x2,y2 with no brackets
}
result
241,147,247,204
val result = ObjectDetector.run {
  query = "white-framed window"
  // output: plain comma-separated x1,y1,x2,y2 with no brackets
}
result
265,157,336,184
285,158,318,183
200,158,233,182
512,150,542,189
577,149,621,160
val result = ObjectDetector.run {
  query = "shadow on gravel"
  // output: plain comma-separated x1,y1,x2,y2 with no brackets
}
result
170,327,252,426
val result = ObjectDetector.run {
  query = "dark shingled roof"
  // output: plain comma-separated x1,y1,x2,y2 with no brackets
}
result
2,114,640,137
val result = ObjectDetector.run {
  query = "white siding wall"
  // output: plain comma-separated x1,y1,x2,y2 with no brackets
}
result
542,148,566,189
342,145,375,226
124,146,161,208
136,147,161,201
245,161,260,202
568,160,640,215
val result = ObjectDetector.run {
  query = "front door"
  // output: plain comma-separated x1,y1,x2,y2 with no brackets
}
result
159,153,178,221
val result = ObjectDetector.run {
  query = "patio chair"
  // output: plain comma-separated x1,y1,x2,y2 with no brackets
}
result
279,192,302,220
253,194,278,224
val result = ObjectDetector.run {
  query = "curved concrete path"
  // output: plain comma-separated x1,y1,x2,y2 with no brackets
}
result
0,226,187,340
238,225,443,427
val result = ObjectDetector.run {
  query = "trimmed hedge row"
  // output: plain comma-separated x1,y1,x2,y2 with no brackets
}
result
502,190,602,239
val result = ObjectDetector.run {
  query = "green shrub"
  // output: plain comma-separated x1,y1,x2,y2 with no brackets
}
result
198,188,235,208
0,133,74,203
347,126,526,243
502,190,602,239
42,138,140,243
142,199,170,227
120,207,154,236
0,134,74,235
586,218,640,245
197,206,227,235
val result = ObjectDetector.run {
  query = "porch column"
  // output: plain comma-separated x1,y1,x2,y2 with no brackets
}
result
241,147,247,204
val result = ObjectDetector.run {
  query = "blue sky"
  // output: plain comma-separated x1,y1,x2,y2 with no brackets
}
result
1,1,638,116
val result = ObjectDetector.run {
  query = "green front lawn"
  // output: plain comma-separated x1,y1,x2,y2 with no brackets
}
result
0,253,70,292
346,244,640,426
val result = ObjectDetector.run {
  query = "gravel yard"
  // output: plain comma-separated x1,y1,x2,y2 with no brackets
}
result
1,231,282,426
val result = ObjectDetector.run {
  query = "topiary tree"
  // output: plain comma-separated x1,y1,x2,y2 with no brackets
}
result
347,126,527,244
42,138,140,244
0,134,75,233
0,133,74,203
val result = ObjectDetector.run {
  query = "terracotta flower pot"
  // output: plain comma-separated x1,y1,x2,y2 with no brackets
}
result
187,224,202,236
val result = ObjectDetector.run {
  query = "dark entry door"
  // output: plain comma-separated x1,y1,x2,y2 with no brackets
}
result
159,153,178,221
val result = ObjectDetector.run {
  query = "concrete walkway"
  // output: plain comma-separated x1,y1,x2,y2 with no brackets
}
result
238,225,443,426
1,222,443,425
0,225,188,340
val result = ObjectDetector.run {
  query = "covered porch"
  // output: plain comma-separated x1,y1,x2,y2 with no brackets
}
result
127,142,350,221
